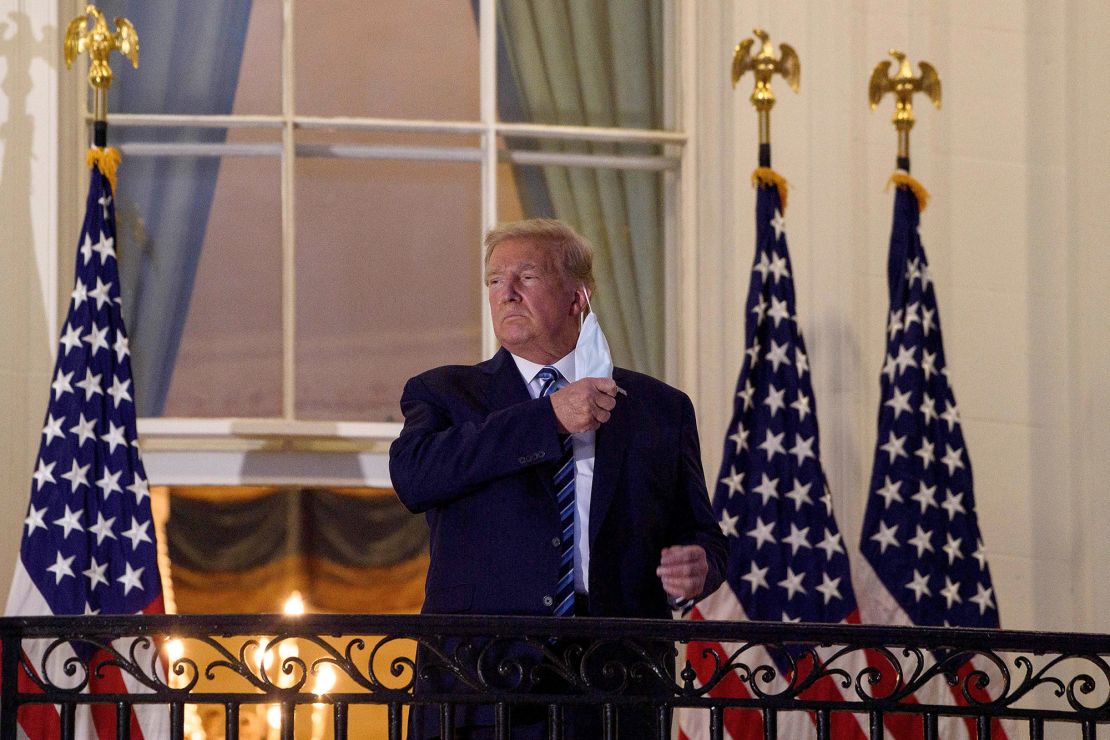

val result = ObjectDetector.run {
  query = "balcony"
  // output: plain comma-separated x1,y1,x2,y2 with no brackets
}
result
2,614,1107,739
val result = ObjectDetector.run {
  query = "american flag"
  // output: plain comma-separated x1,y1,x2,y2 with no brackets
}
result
3,153,167,739
679,174,868,740
855,175,1009,739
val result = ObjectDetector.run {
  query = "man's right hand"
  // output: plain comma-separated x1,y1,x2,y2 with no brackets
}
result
550,378,622,434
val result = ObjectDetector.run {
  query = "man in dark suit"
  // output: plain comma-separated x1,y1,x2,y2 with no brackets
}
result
390,219,727,738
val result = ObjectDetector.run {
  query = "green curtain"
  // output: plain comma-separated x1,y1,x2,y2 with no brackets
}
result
497,0,664,377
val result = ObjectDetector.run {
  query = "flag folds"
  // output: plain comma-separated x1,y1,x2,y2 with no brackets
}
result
678,173,864,740
4,151,167,740
855,174,1008,739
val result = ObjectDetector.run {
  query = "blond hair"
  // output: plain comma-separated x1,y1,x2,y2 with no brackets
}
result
483,218,596,294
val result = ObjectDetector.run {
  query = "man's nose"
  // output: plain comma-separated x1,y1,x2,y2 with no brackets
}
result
500,278,521,302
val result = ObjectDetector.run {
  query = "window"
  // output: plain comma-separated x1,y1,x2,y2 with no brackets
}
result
87,0,686,480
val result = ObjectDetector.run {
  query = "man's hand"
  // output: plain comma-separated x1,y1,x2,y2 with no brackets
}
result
550,378,622,434
656,545,708,601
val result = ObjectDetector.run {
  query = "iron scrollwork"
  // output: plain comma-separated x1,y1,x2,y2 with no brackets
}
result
1,614,1106,728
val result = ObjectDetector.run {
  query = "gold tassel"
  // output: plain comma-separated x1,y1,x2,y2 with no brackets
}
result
887,171,930,212
751,167,789,212
86,146,121,194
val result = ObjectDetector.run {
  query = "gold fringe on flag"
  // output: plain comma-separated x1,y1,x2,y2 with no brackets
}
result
886,171,930,212
86,146,121,194
751,167,789,211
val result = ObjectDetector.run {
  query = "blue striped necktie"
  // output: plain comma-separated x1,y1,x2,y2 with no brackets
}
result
536,366,576,617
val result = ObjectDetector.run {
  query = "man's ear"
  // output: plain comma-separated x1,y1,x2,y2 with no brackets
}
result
570,285,589,316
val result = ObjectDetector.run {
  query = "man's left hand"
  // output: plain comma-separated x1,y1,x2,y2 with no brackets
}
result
656,545,708,600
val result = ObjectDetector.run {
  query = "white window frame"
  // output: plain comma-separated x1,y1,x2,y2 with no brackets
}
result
64,0,693,487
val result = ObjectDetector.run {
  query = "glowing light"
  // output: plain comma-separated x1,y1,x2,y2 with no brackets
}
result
313,664,337,696
184,704,203,740
165,638,184,663
254,639,272,672
310,665,337,740
278,639,299,661
163,639,188,689
283,591,306,615
267,704,282,730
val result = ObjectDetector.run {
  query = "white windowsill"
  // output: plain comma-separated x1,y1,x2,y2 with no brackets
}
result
135,418,403,489
137,417,403,443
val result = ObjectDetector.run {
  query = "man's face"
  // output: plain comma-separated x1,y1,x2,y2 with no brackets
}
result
486,238,582,363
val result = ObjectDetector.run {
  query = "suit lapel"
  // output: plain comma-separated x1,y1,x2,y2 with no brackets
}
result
482,347,556,499
481,347,532,410
588,372,631,547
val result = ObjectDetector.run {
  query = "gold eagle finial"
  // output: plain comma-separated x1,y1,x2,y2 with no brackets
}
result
869,49,940,133
732,28,800,112
732,29,800,149
64,4,139,93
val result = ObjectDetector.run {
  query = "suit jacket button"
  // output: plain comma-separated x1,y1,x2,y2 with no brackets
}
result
551,537,561,547
542,595,553,607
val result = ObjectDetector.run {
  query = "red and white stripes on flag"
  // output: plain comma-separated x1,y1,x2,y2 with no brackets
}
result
680,587,873,740
6,564,167,739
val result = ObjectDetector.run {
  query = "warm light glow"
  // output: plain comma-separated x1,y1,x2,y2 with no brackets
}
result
184,704,203,740
311,699,327,740
310,665,337,740
278,639,299,661
283,591,306,615
164,639,187,690
165,638,185,663
267,704,282,730
254,639,271,672
313,664,337,696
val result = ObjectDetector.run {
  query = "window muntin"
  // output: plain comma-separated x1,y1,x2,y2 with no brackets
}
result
95,0,684,427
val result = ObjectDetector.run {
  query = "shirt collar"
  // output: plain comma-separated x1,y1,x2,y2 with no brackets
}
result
509,349,577,386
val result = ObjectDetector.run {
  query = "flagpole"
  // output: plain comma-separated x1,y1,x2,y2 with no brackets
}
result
64,4,140,147
679,29,872,740
860,51,1012,739
5,9,169,738
868,49,941,172
731,28,799,168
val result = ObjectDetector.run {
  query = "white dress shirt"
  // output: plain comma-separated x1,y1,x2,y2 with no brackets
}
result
509,351,594,594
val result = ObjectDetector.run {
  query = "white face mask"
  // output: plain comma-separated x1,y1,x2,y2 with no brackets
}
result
574,286,613,379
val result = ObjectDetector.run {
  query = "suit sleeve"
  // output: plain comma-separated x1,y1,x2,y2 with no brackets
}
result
389,374,564,513
674,393,728,601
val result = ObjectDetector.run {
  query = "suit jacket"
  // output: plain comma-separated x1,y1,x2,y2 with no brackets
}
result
388,348,727,737
389,347,727,619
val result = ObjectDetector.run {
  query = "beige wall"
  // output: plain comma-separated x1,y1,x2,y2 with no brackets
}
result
1063,0,1110,632
0,0,64,613
1,0,1107,634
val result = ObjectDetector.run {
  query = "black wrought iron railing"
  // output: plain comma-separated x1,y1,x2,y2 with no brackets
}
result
1,614,1107,739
